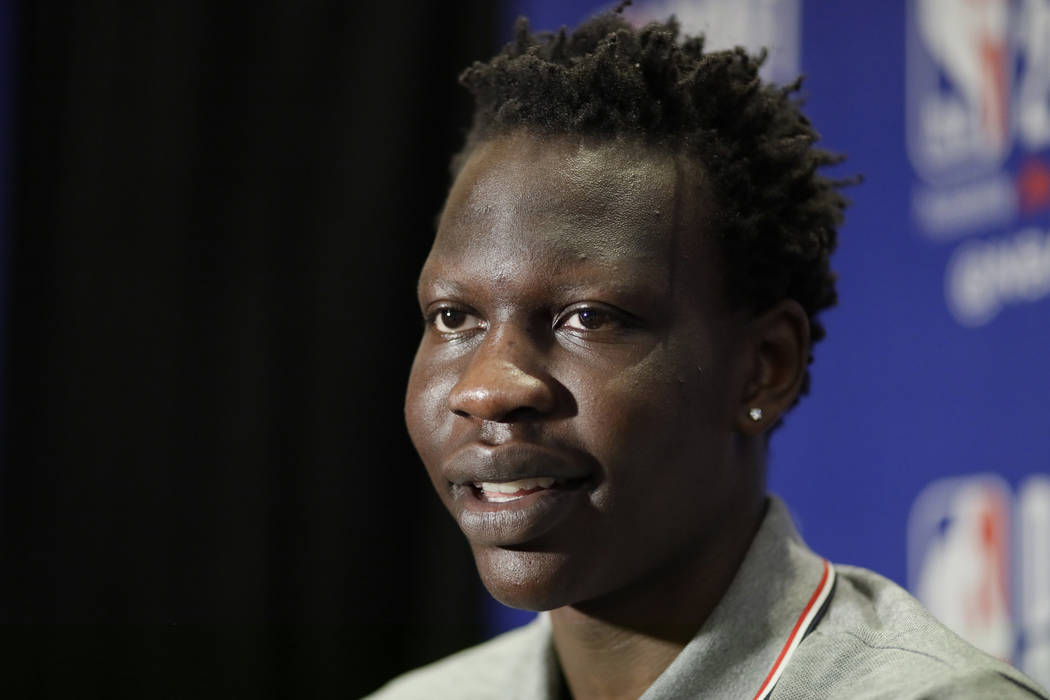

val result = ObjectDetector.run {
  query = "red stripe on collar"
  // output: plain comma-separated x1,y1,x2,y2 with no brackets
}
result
751,559,836,700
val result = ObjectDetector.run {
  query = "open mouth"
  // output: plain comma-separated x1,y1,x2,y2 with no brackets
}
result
456,473,592,546
472,476,586,503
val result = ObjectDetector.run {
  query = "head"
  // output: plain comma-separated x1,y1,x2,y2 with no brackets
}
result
404,9,849,614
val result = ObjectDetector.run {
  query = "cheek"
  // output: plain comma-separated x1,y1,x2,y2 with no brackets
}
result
582,342,723,464
405,350,457,487
569,339,739,539
403,352,429,452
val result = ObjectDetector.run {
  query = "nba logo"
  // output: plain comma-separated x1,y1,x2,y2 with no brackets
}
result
907,0,1013,184
908,475,1014,660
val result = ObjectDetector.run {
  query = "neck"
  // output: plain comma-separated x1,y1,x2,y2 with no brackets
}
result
549,493,766,700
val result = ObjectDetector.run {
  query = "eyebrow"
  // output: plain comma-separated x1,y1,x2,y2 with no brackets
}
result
417,265,671,307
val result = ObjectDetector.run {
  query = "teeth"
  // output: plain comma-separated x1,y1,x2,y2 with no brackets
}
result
473,477,560,502
476,477,557,494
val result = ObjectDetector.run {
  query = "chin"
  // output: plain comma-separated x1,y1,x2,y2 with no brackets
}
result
472,545,585,612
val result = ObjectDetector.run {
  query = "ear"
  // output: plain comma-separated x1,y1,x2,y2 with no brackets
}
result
734,300,811,435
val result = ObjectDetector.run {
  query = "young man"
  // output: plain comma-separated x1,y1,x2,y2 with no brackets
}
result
372,8,1049,699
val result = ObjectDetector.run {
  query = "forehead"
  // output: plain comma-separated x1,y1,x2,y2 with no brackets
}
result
424,132,715,298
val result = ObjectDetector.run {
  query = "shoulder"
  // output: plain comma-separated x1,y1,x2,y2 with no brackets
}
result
774,565,1048,699
364,617,551,700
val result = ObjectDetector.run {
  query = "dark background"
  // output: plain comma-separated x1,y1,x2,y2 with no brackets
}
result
1,2,501,697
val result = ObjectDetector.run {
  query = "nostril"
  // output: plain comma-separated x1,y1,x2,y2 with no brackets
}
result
500,406,544,423
452,409,470,418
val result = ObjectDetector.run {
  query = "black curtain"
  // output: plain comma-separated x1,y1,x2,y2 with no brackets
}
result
2,2,500,697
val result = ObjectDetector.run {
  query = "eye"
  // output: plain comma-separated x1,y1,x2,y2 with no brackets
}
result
560,307,618,331
431,307,485,334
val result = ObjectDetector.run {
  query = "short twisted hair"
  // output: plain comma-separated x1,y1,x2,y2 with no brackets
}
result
452,7,853,402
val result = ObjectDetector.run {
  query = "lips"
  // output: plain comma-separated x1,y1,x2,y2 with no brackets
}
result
443,443,594,547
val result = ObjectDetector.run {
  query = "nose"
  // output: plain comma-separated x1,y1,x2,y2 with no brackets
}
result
447,326,556,422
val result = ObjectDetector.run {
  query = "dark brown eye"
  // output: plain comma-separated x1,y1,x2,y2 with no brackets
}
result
563,308,612,331
433,308,483,334
441,309,465,328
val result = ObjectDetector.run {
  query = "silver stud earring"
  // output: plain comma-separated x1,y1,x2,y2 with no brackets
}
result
748,407,763,422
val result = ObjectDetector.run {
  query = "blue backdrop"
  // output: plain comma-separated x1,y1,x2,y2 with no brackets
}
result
491,0,1050,685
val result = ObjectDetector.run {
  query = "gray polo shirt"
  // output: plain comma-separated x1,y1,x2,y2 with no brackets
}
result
368,497,1048,699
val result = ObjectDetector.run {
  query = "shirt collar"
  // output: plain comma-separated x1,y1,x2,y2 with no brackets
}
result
639,495,834,699
519,495,834,700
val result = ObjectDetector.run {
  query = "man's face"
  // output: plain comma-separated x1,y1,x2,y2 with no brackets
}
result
405,132,757,612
